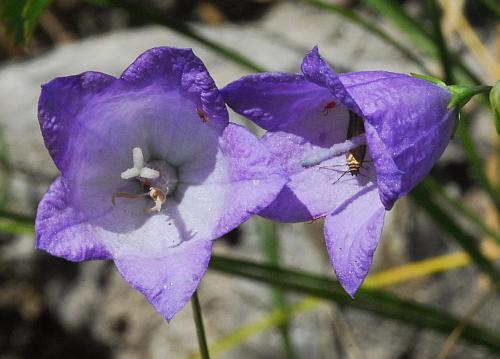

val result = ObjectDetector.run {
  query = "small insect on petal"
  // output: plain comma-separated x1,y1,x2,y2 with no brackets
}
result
322,101,337,115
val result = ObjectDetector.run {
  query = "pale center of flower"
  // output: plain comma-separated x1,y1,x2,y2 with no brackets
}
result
113,147,179,213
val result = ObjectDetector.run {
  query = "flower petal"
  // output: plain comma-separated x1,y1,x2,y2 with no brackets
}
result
38,72,115,172
222,72,327,131
339,72,453,209
38,47,227,176
324,186,385,297
121,47,228,133
176,123,288,238
258,105,377,222
35,177,111,262
114,238,213,322
300,47,362,116
300,47,454,209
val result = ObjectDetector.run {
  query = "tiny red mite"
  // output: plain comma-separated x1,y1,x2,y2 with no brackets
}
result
322,101,337,115
196,105,209,123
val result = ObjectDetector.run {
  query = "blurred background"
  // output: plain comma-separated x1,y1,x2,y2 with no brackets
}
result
0,0,499,358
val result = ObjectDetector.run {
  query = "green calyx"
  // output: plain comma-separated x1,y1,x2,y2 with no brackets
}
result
447,84,492,110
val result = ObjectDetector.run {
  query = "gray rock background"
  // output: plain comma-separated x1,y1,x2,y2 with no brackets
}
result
0,1,499,358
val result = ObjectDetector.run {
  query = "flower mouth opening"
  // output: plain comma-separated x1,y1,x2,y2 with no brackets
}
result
113,147,179,213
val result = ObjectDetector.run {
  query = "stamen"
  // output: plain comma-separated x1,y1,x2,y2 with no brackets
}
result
111,191,148,205
121,147,159,180
145,187,166,212
301,134,366,168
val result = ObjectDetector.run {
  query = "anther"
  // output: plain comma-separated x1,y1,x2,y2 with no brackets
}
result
145,187,166,212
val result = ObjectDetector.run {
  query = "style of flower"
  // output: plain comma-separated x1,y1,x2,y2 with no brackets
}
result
36,47,287,321
222,47,455,296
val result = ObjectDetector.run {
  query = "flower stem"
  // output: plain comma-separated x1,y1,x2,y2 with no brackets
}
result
191,290,210,359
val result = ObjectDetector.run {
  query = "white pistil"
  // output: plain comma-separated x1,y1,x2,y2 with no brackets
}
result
301,133,366,168
121,147,160,180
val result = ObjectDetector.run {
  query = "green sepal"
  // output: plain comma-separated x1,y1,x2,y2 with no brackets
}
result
447,84,492,110
410,72,447,87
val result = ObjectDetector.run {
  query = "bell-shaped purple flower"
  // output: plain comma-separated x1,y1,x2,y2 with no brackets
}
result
36,47,287,321
223,47,454,297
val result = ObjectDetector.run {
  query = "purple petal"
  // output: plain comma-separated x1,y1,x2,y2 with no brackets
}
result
215,123,288,234
299,47,454,209
324,186,385,297
114,238,213,322
339,72,453,208
35,177,111,262
300,47,362,116
176,123,288,237
38,72,115,172
258,104,377,222
38,48,228,175
121,47,228,132
222,72,327,131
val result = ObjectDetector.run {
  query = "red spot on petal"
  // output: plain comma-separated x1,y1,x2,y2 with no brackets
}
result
196,105,209,123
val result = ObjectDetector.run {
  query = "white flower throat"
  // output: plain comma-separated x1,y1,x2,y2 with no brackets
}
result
113,147,178,213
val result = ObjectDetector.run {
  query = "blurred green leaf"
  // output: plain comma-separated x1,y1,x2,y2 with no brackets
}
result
0,0,53,45
23,0,53,42
210,255,500,352
0,219,34,235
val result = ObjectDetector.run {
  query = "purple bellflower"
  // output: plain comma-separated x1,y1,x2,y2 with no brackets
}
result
223,47,455,297
36,47,287,321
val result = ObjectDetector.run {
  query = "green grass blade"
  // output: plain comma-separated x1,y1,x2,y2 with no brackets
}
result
362,0,437,55
361,0,482,85
457,120,500,207
411,184,500,286
257,218,296,359
478,0,500,19
422,177,500,244
302,0,429,72
0,0,53,45
210,255,500,352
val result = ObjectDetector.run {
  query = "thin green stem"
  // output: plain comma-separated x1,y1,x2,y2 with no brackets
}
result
191,290,210,359
427,0,453,83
